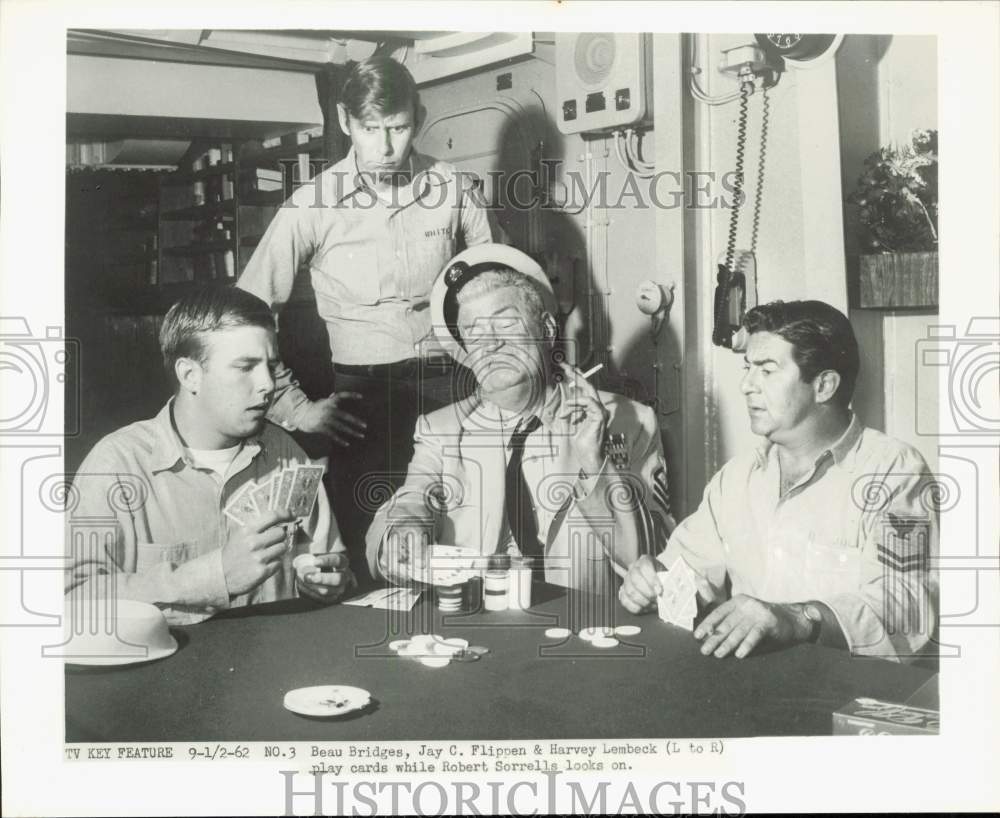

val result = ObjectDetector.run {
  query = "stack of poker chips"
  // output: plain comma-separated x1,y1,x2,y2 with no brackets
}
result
483,570,508,611
436,584,464,612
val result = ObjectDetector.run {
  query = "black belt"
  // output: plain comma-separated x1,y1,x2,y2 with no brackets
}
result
333,356,455,379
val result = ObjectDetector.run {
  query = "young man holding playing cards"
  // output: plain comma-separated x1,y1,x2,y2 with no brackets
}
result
66,288,352,625
620,300,938,662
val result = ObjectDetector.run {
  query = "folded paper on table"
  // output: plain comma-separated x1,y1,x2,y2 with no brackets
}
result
343,587,422,611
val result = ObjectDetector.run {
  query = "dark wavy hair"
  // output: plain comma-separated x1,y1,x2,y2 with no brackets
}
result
341,55,419,119
160,286,274,387
742,300,860,407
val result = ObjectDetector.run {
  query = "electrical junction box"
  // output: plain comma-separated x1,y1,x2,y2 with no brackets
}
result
555,33,653,135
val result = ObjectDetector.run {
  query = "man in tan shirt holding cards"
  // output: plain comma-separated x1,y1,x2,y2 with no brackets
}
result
65,288,353,626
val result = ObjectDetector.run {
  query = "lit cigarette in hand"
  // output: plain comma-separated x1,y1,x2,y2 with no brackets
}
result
581,363,603,380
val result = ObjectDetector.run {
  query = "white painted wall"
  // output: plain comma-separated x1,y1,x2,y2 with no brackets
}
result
693,34,850,485
837,35,939,472
67,55,322,125
418,34,854,514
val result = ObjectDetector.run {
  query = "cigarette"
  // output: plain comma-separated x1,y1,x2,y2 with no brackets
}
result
581,363,603,380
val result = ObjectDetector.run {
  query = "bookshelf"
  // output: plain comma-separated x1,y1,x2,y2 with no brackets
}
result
155,131,325,290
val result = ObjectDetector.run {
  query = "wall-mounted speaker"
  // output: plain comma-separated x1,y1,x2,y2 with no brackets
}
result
555,33,653,135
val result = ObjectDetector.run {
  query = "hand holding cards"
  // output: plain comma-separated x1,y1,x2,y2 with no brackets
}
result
224,464,325,527
656,556,699,631
220,465,327,598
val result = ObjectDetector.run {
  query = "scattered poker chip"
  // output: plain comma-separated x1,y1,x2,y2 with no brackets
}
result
578,626,614,641
613,625,642,637
407,635,440,652
419,656,451,669
544,627,572,639
391,634,486,667
591,636,620,649
283,685,371,718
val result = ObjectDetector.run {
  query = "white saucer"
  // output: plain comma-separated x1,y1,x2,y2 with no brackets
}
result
283,685,372,718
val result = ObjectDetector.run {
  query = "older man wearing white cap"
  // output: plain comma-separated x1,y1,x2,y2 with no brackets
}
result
365,244,675,591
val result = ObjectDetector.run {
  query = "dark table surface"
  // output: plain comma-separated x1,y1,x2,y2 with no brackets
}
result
66,586,935,742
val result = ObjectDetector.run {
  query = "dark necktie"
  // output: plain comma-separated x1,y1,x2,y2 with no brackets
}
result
505,415,543,560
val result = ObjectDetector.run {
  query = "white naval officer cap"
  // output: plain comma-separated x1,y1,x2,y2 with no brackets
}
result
430,243,556,364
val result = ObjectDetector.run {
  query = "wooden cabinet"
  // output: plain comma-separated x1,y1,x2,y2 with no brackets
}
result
66,131,337,469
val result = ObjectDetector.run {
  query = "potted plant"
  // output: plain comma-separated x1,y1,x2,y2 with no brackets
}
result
847,129,938,308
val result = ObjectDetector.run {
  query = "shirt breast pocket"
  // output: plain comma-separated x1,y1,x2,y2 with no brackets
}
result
804,539,862,599
322,241,381,305
135,542,191,574
405,237,453,297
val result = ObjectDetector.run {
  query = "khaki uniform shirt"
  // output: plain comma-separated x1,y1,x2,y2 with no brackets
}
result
660,416,939,661
237,149,493,428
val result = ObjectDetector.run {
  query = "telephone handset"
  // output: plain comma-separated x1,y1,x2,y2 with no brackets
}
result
712,66,768,351
712,263,746,348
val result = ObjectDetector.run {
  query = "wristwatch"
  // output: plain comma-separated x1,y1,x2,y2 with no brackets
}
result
802,603,823,644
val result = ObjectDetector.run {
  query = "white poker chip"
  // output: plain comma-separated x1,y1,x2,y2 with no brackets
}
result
419,656,451,668
544,627,572,639
389,640,411,652
613,625,641,637
578,627,613,641
591,636,620,649
283,685,371,718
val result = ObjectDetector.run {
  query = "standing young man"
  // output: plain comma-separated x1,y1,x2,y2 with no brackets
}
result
238,56,494,586
66,288,352,625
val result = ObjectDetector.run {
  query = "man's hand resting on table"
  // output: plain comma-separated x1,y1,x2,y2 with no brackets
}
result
693,596,816,659
620,557,822,659
296,392,367,447
294,552,354,603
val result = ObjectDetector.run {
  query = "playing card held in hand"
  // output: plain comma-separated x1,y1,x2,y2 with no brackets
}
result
224,481,260,527
286,465,324,519
656,556,699,631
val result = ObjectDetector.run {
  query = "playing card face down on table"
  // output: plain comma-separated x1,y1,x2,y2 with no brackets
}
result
342,587,422,611
656,556,699,631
